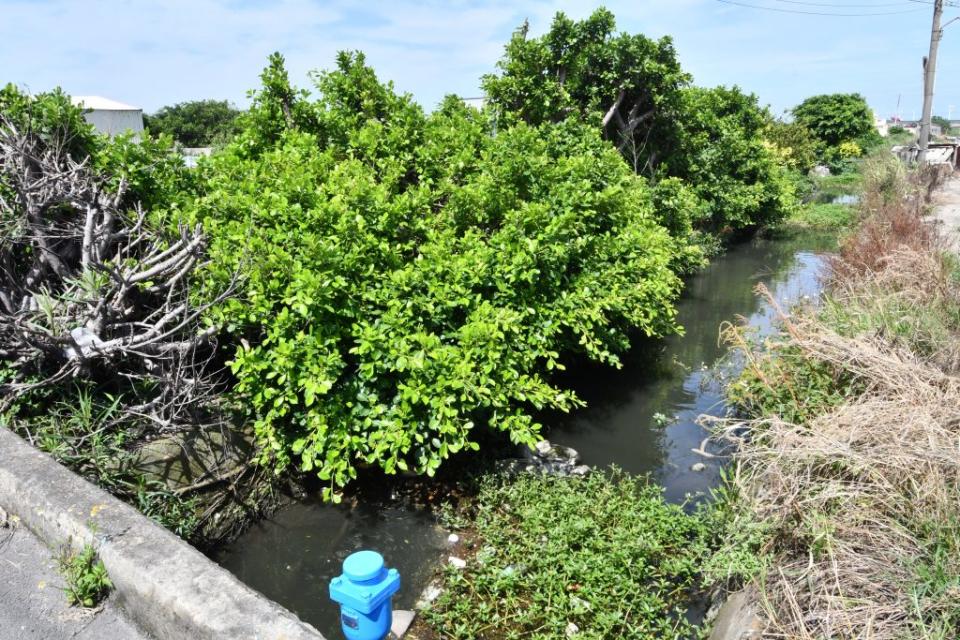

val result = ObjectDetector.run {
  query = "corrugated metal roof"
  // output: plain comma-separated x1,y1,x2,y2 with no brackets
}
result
70,96,141,111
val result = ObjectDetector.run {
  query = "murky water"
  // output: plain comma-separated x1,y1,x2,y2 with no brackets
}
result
214,500,447,637
546,231,834,502
215,231,834,637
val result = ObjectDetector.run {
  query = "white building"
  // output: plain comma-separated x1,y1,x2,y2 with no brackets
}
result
70,96,144,138
874,113,888,137
462,96,487,110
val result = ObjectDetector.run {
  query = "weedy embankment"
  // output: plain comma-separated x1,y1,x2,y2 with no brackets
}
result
715,157,960,639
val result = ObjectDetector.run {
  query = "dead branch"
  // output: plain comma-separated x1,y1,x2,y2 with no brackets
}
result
0,116,234,434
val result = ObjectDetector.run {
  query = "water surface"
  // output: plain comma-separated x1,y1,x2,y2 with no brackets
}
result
546,232,833,501
215,500,447,637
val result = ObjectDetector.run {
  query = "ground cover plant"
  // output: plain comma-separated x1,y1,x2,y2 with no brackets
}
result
784,202,854,229
59,544,113,608
423,470,725,640
714,159,960,638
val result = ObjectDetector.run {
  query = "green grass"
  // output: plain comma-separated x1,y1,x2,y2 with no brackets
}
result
905,515,960,639
1,385,200,539
787,202,855,229
424,470,760,640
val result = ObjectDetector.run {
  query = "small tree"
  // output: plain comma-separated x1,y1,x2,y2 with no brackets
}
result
144,99,241,147
792,93,877,153
482,9,689,175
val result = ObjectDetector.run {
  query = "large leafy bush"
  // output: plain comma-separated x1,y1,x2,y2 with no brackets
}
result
671,86,797,232
188,54,685,498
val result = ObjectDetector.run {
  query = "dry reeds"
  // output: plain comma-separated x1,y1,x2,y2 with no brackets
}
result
715,165,960,639
828,155,943,283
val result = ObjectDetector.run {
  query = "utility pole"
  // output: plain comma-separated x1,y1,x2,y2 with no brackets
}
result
919,0,944,163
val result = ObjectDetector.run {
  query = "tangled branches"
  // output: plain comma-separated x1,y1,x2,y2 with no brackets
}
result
0,117,231,434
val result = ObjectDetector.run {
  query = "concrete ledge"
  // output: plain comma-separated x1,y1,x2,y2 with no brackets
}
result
708,588,762,640
0,427,325,640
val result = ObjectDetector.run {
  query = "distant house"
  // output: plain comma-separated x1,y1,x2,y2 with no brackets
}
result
875,113,888,136
462,96,486,110
70,96,144,138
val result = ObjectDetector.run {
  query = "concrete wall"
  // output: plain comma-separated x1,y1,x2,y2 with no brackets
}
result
0,427,325,640
82,109,144,138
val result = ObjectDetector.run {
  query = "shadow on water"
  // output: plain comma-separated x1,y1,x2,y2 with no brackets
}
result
213,230,836,636
544,231,835,502
213,498,447,637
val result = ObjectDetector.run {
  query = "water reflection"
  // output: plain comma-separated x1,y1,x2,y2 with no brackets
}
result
545,232,834,501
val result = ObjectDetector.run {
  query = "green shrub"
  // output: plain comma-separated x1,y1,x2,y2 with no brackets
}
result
672,86,798,232
189,55,686,499
59,544,112,608
787,203,855,229
765,119,818,173
727,341,859,425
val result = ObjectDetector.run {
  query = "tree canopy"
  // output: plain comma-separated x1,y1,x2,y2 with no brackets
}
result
483,10,796,234
482,9,688,176
144,99,241,147
792,93,877,152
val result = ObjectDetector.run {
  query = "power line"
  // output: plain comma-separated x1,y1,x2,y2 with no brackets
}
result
715,0,931,15
771,0,927,7
907,0,960,7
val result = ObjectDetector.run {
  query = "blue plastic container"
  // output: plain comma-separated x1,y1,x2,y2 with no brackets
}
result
329,551,401,640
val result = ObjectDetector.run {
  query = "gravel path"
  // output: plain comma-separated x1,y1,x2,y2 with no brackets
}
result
932,173,960,247
0,510,149,640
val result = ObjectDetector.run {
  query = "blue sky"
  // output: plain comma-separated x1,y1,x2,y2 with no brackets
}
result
3,0,958,119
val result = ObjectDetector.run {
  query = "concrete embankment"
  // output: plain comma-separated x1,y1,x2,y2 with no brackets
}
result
0,427,325,640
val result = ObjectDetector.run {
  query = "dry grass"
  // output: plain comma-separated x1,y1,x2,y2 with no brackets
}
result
827,156,946,283
713,165,960,639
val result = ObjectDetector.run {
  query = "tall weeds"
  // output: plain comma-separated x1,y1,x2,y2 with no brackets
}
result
713,162,960,639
